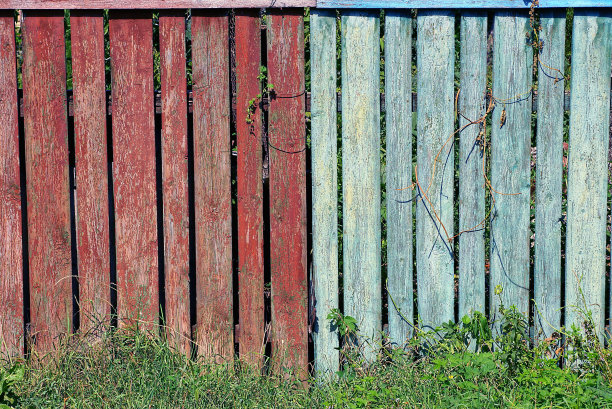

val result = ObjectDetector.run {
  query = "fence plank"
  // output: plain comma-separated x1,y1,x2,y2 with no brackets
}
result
534,10,565,340
159,11,190,354
3,0,316,9
566,11,612,339
458,12,486,321
310,9,339,376
70,11,110,333
0,12,23,356
341,10,381,359
385,10,413,347
489,12,532,319
235,9,265,367
415,11,455,329
192,10,233,360
22,11,72,353
267,9,308,374
109,11,158,328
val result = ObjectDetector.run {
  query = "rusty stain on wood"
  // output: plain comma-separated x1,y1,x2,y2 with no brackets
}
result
109,11,159,329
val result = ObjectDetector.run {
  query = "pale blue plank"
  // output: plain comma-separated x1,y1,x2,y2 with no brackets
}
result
565,10,612,340
318,0,612,8
385,10,413,348
415,10,455,329
341,10,382,360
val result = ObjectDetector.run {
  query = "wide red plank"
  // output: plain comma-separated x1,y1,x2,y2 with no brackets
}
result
109,12,158,329
22,11,72,354
192,10,233,360
0,12,23,356
235,9,265,368
159,11,190,354
70,11,111,333
267,9,308,375
2,0,315,9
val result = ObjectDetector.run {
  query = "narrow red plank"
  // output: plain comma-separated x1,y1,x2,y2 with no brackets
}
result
0,12,23,356
1,0,316,10
159,11,190,354
235,9,265,367
192,10,233,361
109,11,158,329
70,11,111,333
267,9,308,375
22,11,72,354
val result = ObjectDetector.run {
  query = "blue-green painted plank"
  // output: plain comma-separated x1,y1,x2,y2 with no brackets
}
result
565,10,612,340
385,10,413,348
311,9,339,377
416,11,455,329
534,10,565,340
458,12,487,322
318,1,611,8
341,10,381,360
489,12,532,319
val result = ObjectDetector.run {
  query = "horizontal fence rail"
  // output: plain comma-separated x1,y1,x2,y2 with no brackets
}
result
0,4,611,380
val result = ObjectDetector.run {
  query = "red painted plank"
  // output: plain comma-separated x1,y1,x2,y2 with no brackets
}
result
109,11,158,329
70,11,111,333
159,11,190,354
266,9,308,375
192,10,233,360
0,12,23,356
1,0,316,9
22,11,72,354
235,9,265,368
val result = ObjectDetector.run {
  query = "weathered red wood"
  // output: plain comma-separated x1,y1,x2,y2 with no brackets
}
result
267,9,308,375
235,9,265,367
192,10,233,360
159,11,190,354
1,0,315,9
70,11,111,333
0,12,23,356
22,11,72,354
109,11,158,329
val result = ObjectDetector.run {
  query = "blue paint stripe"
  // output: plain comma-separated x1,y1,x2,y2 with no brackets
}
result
317,0,611,8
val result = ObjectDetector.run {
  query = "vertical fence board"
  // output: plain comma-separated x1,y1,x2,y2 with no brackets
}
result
159,11,190,354
311,9,339,375
235,9,265,367
341,10,381,359
71,11,111,333
267,9,308,374
192,11,233,360
385,11,413,347
415,11,455,328
458,12,487,321
566,11,612,338
109,12,158,328
489,12,532,318
0,12,23,356
534,10,565,340
22,11,72,353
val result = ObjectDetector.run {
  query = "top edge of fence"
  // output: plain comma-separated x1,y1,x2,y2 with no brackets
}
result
1,0,609,9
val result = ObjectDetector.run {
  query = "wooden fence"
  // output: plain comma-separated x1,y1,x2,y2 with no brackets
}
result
0,0,611,378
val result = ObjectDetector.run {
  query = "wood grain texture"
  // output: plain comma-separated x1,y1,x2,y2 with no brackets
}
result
458,12,486,321
0,12,23,356
159,11,190,354
317,0,610,8
109,11,158,329
385,11,413,348
341,10,381,360
192,10,233,361
565,10,612,339
267,9,308,375
2,0,315,9
415,11,455,329
235,9,265,368
310,8,339,376
489,12,532,319
533,10,565,340
22,11,72,353
70,11,110,333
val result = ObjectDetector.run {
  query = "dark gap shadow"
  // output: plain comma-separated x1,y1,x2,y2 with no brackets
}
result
67,109,80,333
